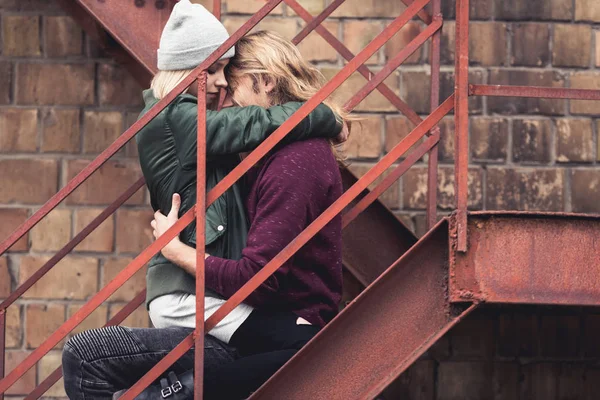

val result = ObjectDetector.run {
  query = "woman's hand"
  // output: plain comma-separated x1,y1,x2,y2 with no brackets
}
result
151,193,184,261
334,121,350,144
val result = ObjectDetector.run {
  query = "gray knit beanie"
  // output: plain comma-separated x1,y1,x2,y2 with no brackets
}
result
157,0,234,70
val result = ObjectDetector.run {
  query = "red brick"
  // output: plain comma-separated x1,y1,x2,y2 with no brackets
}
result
109,304,150,328
470,23,507,66
402,70,431,114
519,363,560,400
0,0,62,11
116,209,154,253
493,363,520,400
440,21,455,65
0,159,58,204
440,0,493,19
385,116,416,154
403,167,483,210
25,303,64,348
347,163,400,209
583,314,600,357
512,23,550,66
103,257,146,302
471,117,509,162
68,304,108,335
331,0,405,17
344,116,382,158
45,16,83,57
382,360,434,400
321,68,399,112
65,159,144,205
343,20,382,65
98,63,143,107
556,119,594,163
223,16,296,41
496,0,573,20
437,362,493,400
125,111,141,158
498,311,540,358
297,21,339,63
20,256,98,300
540,315,580,357
441,70,485,114
30,209,71,252
74,209,115,253
384,22,424,65
2,15,41,57
557,364,586,399
437,117,455,163
449,313,495,358
553,24,592,67
571,170,600,213
16,63,95,105
575,0,600,22
6,305,21,348
488,70,565,115
4,351,36,395
0,108,38,153
41,108,81,153
224,0,283,14
512,119,553,163
0,257,10,296
570,72,600,115
83,111,124,154
0,61,11,104
38,351,67,397
0,208,30,251
486,168,564,211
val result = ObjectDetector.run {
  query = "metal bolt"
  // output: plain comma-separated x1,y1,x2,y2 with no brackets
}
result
134,0,146,7
155,0,166,9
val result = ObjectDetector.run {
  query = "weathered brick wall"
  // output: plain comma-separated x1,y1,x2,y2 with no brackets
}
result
1,0,599,398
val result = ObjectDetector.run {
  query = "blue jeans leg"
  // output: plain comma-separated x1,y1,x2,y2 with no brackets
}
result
62,326,236,400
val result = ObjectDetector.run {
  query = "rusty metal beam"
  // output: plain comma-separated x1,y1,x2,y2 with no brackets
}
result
449,212,600,306
469,84,600,100
250,220,477,400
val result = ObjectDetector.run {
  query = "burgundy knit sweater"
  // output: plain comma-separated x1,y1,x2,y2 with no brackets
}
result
204,138,343,327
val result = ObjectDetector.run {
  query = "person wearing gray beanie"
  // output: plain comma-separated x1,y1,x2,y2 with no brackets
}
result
157,0,234,71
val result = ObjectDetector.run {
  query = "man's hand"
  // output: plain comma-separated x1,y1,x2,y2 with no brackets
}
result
151,193,184,261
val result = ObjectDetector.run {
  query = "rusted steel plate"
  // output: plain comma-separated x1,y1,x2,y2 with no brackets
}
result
340,168,417,287
251,221,477,400
469,84,600,100
76,0,172,73
450,212,600,306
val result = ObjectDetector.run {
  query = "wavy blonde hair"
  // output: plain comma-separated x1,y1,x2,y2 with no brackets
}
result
227,30,351,161
150,69,195,99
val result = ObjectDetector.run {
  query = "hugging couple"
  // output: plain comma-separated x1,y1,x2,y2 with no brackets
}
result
62,1,351,399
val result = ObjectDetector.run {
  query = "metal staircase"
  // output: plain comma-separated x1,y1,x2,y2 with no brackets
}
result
0,0,599,399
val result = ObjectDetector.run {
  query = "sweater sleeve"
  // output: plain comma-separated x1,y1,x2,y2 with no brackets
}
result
169,100,342,168
204,154,325,307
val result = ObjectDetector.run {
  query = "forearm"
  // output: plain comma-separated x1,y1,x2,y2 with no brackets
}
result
161,241,202,277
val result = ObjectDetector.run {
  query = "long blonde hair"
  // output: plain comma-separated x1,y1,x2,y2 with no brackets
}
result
150,69,195,99
227,31,351,161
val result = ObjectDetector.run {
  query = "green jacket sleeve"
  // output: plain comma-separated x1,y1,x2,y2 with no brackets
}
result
167,99,342,168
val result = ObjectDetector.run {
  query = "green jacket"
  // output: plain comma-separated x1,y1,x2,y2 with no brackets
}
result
136,90,342,307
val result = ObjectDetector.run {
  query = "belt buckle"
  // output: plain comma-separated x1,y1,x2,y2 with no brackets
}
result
172,381,183,393
161,386,173,398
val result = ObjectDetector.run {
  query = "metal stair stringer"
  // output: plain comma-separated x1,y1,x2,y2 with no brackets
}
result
250,218,478,400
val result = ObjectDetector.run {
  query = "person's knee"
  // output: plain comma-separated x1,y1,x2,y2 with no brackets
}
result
64,326,145,362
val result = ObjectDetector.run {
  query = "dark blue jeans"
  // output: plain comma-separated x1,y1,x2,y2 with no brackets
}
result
62,326,235,400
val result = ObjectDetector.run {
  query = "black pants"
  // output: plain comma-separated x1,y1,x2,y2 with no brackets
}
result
62,310,319,400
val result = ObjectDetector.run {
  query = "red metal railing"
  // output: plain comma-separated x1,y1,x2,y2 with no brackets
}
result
1,0,599,398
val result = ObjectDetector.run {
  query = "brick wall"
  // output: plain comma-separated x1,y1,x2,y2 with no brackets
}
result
1,0,599,398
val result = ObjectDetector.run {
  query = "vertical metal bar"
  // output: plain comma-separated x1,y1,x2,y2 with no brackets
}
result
454,0,469,251
194,73,207,400
0,309,5,400
213,0,222,20
427,1,442,230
